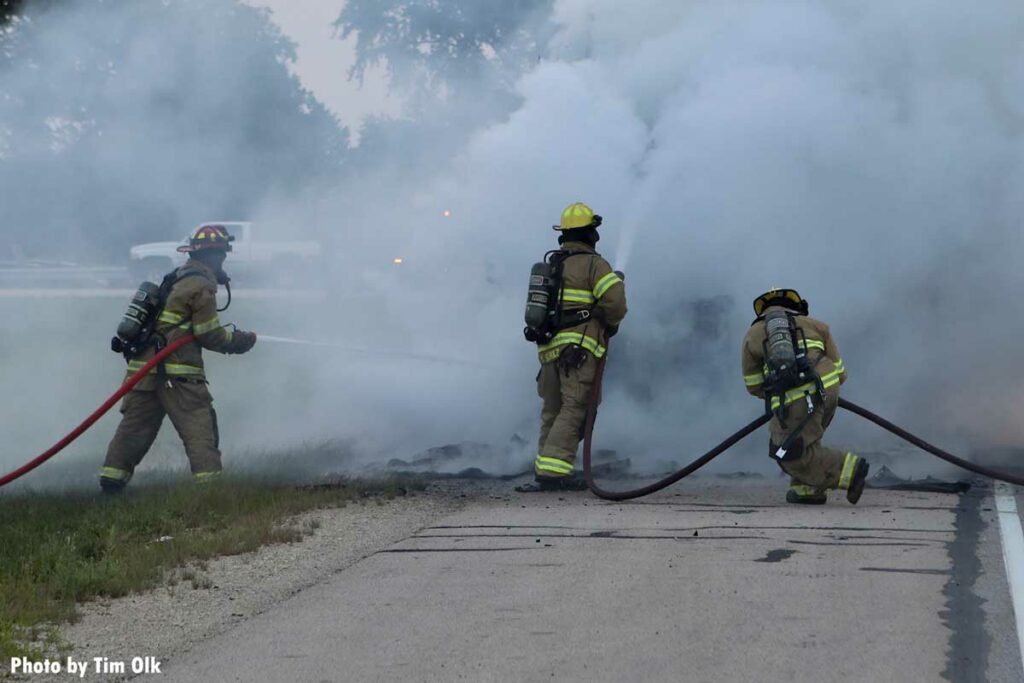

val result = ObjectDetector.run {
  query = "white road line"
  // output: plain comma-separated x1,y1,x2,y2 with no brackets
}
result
995,481,1024,674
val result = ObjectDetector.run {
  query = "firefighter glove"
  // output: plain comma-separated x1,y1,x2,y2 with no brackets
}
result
228,330,257,354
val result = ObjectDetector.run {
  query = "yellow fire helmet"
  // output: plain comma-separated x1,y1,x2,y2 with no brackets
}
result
553,202,603,230
753,288,808,317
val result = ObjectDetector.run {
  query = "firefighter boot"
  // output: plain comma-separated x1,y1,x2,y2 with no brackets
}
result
100,477,127,495
841,454,871,504
99,466,132,495
785,484,827,505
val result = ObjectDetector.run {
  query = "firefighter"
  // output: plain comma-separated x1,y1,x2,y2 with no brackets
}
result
527,202,627,491
741,288,869,504
99,225,257,493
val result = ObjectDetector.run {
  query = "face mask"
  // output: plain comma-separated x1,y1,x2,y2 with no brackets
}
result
195,251,230,285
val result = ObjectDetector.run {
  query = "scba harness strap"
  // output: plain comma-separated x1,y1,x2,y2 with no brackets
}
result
557,307,592,329
758,310,828,460
149,267,211,384
144,268,208,345
113,267,212,387
524,249,592,343
550,249,591,329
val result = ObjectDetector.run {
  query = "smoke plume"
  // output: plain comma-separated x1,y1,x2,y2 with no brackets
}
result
2,0,1023,489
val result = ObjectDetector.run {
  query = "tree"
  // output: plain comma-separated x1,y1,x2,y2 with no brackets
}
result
335,0,556,191
0,0,348,260
1,0,28,25
336,0,554,96
1,0,64,26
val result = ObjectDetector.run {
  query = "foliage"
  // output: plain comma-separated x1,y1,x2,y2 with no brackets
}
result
1,0,31,25
0,0,347,260
337,0,554,93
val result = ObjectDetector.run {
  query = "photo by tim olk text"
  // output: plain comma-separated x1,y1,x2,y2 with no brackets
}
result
9,656,162,677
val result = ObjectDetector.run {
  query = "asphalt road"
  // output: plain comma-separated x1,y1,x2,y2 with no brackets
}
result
162,480,1024,683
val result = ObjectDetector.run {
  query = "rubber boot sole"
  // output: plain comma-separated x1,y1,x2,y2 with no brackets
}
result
99,478,126,495
515,477,588,493
846,459,871,505
785,489,827,505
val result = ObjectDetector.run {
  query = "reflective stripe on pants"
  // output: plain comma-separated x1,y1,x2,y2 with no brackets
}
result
99,466,132,482
103,380,222,481
535,455,574,477
536,352,597,476
837,453,860,490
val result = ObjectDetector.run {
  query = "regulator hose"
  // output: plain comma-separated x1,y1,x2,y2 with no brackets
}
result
583,355,1024,501
0,334,196,489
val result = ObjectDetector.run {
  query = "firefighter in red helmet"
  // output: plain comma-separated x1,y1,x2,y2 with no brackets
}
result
100,225,257,492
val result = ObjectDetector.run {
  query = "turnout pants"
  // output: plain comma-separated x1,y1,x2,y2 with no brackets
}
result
101,378,222,484
769,385,858,494
535,350,598,479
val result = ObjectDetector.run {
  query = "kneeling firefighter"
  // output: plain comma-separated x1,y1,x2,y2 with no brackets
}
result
99,225,257,493
522,202,627,491
741,289,869,504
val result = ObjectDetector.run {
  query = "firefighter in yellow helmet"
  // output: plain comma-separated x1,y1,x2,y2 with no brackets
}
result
99,225,257,493
741,288,869,504
521,202,627,491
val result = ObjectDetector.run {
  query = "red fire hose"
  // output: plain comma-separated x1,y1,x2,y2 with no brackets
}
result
6,335,1022,495
0,335,196,489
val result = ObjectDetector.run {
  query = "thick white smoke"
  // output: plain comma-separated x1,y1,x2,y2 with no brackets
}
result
310,0,1024,473
2,0,1023,489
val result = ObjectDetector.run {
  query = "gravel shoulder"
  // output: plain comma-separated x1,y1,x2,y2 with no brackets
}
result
34,486,466,682
12,476,1020,682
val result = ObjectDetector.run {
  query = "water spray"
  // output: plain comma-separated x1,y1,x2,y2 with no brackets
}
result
259,335,495,369
613,216,642,272
0,330,501,490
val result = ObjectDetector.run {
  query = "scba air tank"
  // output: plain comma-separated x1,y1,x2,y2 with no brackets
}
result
116,281,162,345
764,310,796,372
524,261,555,340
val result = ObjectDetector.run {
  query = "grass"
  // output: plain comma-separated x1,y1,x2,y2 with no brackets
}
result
0,476,419,661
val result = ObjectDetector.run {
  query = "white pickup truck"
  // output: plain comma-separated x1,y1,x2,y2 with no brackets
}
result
128,222,321,283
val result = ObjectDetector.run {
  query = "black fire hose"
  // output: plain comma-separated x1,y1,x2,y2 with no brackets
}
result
582,353,769,501
837,397,1024,487
582,355,1024,501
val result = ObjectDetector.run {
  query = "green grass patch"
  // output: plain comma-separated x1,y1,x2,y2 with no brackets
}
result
0,476,418,661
